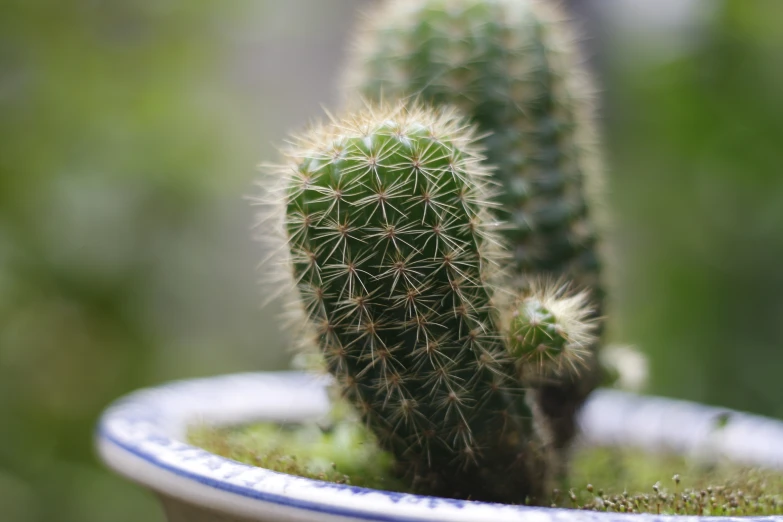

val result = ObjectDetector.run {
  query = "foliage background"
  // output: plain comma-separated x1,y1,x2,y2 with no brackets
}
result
0,1,781,520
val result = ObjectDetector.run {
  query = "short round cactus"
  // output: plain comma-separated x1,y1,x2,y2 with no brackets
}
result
263,104,552,502
507,283,595,378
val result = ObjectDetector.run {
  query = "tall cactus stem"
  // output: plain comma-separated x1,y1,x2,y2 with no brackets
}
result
342,0,608,454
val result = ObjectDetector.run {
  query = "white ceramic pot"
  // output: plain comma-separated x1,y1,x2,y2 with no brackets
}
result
96,371,783,522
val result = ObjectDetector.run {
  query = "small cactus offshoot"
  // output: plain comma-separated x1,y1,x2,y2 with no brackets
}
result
507,283,596,378
265,104,552,502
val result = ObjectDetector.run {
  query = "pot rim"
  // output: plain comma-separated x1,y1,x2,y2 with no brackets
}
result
96,371,783,522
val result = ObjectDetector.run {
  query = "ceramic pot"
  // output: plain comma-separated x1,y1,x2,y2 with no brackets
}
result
96,371,783,522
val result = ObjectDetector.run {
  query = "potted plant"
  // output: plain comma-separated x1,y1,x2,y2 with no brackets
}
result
96,1,783,521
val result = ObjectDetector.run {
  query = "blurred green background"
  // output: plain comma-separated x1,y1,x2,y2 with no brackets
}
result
0,1,781,520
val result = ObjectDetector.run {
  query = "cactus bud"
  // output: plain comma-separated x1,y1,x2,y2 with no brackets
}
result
508,282,596,379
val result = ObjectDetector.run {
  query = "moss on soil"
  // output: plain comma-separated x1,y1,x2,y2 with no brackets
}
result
188,416,783,515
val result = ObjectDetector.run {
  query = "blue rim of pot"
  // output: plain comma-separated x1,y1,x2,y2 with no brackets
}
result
95,371,783,522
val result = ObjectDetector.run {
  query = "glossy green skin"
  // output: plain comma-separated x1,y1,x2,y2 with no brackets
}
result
345,0,604,454
284,119,548,502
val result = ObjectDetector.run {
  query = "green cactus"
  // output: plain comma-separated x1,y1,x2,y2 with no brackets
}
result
342,0,605,452
507,282,595,379
266,105,553,502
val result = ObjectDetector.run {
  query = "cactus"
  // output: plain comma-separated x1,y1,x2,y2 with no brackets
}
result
342,0,605,452
507,282,595,379
265,104,554,502
254,0,609,503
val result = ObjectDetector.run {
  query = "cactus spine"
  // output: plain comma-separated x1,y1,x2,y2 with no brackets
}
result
342,0,605,452
269,105,550,502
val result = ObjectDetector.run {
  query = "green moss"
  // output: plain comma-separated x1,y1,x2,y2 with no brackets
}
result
567,447,783,515
188,404,406,491
188,419,783,515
